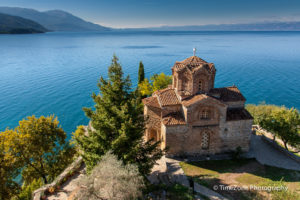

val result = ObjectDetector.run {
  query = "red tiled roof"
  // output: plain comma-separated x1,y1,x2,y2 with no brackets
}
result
226,108,253,121
142,96,160,108
162,112,186,126
181,94,207,107
209,86,246,102
181,56,208,65
154,88,180,106
172,56,215,73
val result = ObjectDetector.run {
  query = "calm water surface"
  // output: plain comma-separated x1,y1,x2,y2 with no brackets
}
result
1,31,300,137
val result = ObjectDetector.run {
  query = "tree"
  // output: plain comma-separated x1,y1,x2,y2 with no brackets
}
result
74,151,144,200
138,61,145,84
0,115,75,187
247,104,300,152
74,55,163,175
138,72,172,96
261,108,300,151
0,130,22,200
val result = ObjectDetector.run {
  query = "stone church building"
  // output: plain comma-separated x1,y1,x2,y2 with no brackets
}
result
142,54,253,157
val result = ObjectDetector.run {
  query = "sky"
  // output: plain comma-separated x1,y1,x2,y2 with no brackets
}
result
1,0,300,28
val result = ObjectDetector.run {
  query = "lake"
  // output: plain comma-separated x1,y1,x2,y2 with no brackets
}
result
1,31,300,138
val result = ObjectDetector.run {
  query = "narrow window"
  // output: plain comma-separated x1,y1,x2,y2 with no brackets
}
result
201,131,209,149
198,81,202,91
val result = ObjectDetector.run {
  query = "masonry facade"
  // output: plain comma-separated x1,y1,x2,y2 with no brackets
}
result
142,55,253,157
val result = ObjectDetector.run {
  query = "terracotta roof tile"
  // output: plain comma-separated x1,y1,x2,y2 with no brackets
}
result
181,56,208,65
154,88,180,106
209,86,246,102
172,56,215,73
162,112,186,126
226,108,253,121
142,96,160,108
181,94,207,107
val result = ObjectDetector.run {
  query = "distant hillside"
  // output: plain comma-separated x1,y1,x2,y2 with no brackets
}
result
142,22,300,31
0,13,48,34
0,7,111,32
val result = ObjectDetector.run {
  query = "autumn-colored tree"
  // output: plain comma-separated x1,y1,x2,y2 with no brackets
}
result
0,115,76,199
138,72,172,96
0,130,22,200
74,55,163,175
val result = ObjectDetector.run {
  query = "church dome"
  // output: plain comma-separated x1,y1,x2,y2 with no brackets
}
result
172,56,215,73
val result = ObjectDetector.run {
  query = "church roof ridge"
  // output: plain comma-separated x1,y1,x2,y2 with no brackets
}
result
180,55,208,65
172,56,215,73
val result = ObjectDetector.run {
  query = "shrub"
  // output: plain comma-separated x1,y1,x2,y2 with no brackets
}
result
74,151,144,200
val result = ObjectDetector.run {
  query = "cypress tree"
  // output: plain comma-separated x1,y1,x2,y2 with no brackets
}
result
76,55,163,175
138,61,145,84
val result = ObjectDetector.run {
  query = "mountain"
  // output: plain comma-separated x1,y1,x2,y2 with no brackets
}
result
0,7,110,32
141,22,300,31
0,13,48,34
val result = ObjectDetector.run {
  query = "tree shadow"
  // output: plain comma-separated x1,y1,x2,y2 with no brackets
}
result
191,175,264,200
187,158,300,183
183,158,300,199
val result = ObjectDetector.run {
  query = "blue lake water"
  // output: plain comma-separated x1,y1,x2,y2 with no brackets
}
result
1,31,300,138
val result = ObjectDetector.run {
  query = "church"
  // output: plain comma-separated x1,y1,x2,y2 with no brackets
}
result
142,52,253,157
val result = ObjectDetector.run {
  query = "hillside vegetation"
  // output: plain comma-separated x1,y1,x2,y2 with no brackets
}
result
0,13,48,34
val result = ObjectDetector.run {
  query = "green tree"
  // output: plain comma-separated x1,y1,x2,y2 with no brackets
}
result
247,104,300,151
11,179,43,200
138,61,145,84
138,72,172,96
246,103,280,126
261,108,300,151
74,55,163,175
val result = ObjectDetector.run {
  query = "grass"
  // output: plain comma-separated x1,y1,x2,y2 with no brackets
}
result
180,158,300,200
146,183,195,200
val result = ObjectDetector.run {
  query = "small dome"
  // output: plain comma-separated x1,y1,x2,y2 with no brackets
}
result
172,56,215,73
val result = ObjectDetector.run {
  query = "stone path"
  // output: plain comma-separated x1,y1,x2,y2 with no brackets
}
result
249,134,300,171
148,156,228,200
46,164,85,200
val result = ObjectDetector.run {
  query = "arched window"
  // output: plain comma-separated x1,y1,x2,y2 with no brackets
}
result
198,80,202,91
201,131,209,149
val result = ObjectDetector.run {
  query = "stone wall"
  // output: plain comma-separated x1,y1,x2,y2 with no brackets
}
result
163,118,253,157
220,119,253,152
32,156,83,200
164,124,222,156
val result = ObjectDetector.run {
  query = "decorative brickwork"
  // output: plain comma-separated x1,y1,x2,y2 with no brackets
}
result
143,55,253,157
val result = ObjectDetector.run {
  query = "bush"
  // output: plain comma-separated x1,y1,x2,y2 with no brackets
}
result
74,151,145,200
232,146,243,160
11,179,43,200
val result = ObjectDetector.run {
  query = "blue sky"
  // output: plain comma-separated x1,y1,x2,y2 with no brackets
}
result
1,0,300,28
